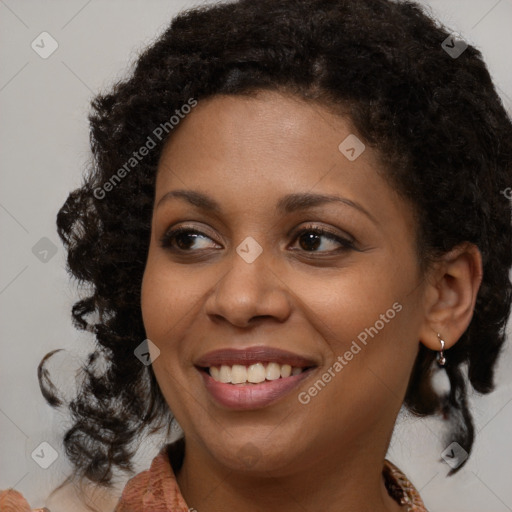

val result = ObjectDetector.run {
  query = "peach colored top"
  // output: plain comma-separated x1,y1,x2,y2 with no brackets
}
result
1,440,428,511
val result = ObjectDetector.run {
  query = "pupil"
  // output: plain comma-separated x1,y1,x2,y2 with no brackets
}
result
176,232,197,249
300,232,320,251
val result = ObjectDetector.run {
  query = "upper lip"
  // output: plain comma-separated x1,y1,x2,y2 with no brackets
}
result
195,346,318,369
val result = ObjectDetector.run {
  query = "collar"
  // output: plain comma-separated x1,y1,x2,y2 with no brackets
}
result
115,438,428,511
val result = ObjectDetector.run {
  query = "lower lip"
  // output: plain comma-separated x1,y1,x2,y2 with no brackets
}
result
199,368,316,410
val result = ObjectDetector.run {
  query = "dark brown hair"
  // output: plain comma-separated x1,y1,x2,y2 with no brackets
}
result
40,0,512,485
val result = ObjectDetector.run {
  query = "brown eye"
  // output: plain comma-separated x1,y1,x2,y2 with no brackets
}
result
160,227,218,251
298,231,323,251
291,226,355,253
174,231,200,250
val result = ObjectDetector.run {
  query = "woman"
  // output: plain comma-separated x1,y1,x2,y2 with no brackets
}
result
2,0,511,510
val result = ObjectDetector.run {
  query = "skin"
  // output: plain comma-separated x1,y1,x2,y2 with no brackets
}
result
140,91,482,512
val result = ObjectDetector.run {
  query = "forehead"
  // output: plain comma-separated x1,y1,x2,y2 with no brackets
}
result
154,91,411,227
158,92,365,182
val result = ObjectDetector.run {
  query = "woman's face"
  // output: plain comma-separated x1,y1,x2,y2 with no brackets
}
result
141,91,431,474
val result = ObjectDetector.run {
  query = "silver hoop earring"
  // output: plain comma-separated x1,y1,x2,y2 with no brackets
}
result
437,333,446,366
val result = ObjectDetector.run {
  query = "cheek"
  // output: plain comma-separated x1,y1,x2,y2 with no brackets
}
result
290,255,422,406
140,266,168,339
140,253,194,339
140,257,189,410
140,252,212,384
292,257,414,348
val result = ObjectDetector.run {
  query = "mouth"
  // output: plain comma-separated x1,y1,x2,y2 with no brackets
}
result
199,362,314,384
194,346,319,409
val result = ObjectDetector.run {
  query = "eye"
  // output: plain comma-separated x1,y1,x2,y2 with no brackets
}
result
289,225,355,254
159,224,355,254
160,226,220,252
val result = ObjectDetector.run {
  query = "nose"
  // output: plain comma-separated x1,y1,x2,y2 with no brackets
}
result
204,248,292,328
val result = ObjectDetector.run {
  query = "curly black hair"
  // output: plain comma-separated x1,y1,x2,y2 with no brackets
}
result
39,0,512,486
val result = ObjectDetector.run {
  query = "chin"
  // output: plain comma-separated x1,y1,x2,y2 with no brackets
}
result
203,434,304,475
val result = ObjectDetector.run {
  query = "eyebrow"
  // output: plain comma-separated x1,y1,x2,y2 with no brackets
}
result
156,189,377,223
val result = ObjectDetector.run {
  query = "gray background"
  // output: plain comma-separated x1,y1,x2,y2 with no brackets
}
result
1,1,511,511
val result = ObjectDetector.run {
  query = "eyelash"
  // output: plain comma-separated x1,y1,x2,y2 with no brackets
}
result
159,224,355,255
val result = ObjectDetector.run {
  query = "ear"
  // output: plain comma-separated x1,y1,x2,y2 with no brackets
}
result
418,242,483,351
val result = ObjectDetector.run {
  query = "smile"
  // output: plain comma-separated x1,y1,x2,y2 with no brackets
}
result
195,346,318,409
208,362,306,384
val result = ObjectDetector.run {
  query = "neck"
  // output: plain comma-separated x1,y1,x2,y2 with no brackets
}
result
175,435,404,512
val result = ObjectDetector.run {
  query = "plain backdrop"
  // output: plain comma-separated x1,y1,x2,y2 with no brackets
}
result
1,1,511,511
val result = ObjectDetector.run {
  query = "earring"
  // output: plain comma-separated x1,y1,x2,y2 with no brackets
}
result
437,333,446,366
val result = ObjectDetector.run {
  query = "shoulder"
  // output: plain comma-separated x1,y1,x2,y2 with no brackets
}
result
113,467,152,511
114,442,189,512
0,489,33,511
383,459,429,512
1,479,121,512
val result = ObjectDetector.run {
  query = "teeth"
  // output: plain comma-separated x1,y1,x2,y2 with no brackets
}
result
266,362,281,381
247,363,266,383
231,364,247,384
210,366,221,380
280,364,292,378
208,362,306,384
219,365,232,383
